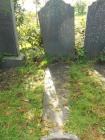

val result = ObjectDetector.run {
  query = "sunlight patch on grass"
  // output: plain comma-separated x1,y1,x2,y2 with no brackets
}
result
0,63,44,140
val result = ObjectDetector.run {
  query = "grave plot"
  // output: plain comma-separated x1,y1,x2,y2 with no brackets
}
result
39,0,79,139
42,62,79,140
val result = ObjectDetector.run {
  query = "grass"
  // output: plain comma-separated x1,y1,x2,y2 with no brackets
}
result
0,62,44,140
66,62,105,140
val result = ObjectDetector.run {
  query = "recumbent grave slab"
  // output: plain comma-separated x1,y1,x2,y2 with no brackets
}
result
0,0,24,68
38,0,75,58
84,0,105,59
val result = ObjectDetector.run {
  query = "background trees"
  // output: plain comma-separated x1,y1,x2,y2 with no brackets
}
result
74,0,87,16
14,0,25,27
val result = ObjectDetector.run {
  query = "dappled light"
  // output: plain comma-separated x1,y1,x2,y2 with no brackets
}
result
0,64,44,139
0,0,105,139
24,70,43,91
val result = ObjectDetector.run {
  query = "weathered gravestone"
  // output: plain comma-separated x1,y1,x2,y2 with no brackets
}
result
84,0,105,59
38,0,75,58
0,0,24,68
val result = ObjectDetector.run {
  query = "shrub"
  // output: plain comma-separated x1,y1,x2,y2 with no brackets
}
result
75,1,87,16
75,16,86,60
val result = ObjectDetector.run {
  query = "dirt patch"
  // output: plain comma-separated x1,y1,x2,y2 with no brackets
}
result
0,69,19,91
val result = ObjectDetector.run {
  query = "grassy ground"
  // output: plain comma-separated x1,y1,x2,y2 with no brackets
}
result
66,62,105,140
0,62,44,140
1,14,105,140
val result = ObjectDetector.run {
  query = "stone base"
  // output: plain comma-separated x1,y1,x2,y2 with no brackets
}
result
0,53,25,69
41,132,80,140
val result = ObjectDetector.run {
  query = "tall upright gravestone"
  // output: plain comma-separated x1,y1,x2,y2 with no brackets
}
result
0,0,24,68
84,0,105,59
38,0,75,58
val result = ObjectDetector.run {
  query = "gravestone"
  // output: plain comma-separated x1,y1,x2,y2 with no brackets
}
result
38,0,75,58
0,0,24,68
84,0,105,59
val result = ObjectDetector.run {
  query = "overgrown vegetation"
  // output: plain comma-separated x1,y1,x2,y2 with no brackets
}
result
14,0,25,27
75,16,86,60
75,0,87,16
17,11,44,64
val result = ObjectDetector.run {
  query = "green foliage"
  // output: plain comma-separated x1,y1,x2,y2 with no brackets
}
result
14,0,25,27
16,11,43,63
75,1,87,16
75,16,86,60
26,25,42,49
14,1,43,63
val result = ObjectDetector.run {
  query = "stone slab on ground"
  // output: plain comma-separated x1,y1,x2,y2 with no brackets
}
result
42,62,79,140
42,132,79,140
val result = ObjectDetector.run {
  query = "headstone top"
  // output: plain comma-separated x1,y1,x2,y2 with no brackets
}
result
84,0,105,59
0,0,19,56
39,0,75,58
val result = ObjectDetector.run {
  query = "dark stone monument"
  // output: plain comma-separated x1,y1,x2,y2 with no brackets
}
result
84,0,105,59
38,0,75,58
0,0,24,68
